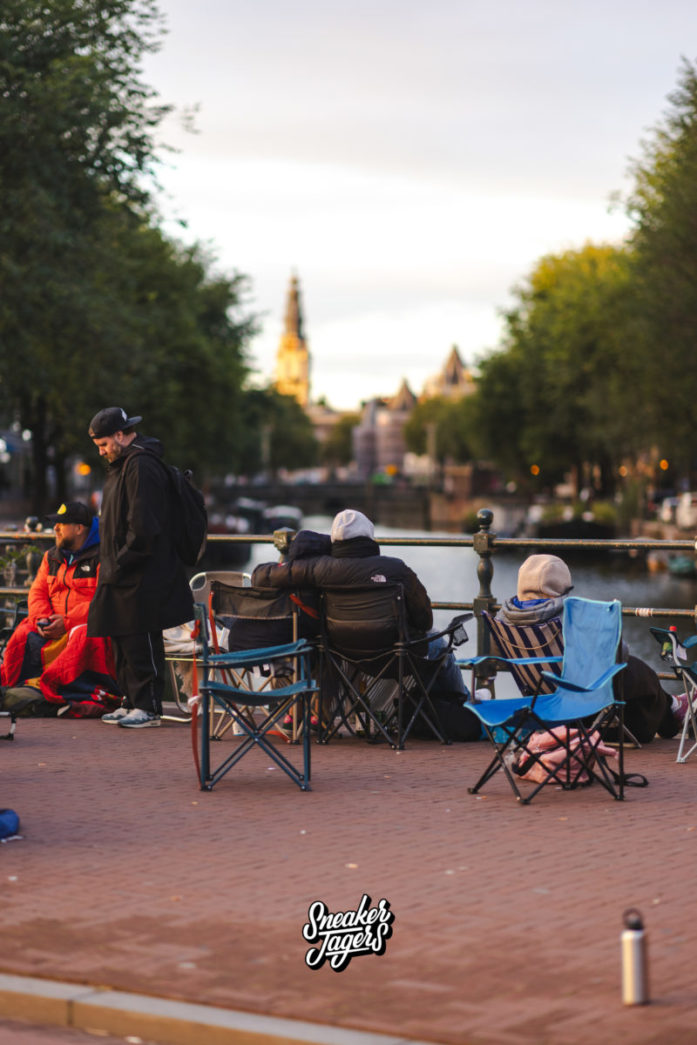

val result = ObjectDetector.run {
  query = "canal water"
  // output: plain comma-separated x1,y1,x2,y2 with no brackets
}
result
247,514,697,691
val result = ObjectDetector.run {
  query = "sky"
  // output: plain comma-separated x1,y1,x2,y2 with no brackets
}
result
142,0,697,409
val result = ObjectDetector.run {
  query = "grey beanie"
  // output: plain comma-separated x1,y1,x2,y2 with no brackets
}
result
330,509,374,542
517,554,573,601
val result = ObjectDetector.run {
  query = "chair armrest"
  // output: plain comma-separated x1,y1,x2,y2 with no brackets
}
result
540,661,627,694
420,612,474,649
458,654,562,668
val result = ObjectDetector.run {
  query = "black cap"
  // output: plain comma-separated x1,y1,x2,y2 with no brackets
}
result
88,407,142,438
45,501,92,527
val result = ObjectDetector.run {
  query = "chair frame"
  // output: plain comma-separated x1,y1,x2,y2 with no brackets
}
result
460,609,641,748
318,583,470,749
194,603,317,792
650,626,697,763
0,600,30,740
459,598,628,804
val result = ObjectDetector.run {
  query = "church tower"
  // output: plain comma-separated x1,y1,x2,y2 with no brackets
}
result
274,273,310,408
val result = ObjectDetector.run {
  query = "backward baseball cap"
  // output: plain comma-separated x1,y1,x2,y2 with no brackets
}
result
88,407,142,438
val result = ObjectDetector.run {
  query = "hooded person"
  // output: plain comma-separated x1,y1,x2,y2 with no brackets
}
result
86,407,194,728
252,509,480,741
0,501,121,717
496,554,689,743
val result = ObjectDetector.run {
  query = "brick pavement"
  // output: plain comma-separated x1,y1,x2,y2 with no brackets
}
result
0,716,696,1044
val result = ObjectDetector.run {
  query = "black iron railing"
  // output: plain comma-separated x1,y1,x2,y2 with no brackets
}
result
2,509,696,651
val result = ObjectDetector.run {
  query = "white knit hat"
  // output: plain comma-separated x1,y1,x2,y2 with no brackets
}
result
517,554,572,601
330,509,374,542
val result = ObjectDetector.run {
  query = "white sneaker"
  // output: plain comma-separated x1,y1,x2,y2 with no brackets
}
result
118,708,162,729
102,707,129,723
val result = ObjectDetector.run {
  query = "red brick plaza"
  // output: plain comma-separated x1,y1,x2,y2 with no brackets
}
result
0,717,695,1044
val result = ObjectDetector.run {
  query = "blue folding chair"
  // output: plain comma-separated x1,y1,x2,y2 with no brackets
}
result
460,597,630,804
193,603,317,792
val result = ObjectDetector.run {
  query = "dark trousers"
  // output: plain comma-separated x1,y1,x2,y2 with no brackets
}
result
621,654,677,742
112,632,166,714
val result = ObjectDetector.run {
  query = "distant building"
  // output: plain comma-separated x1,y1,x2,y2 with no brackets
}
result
353,379,417,478
421,345,475,401
274,274,310,408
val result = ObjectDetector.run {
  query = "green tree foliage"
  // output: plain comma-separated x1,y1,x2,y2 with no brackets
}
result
623,57,697,473
237,389,318,476
473,244,636,493
404,396,476,464
320,413,360,468
0,1,255,507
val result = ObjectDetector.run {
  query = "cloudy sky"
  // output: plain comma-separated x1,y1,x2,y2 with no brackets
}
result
143,0,697,409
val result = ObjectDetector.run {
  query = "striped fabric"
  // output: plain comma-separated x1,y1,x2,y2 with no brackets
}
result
483,611,564,696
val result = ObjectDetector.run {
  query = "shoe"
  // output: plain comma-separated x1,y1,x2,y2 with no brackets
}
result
118,708,162,729
102,706,129,723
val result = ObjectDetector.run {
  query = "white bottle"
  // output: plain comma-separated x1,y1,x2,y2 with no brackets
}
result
621,908,649,1005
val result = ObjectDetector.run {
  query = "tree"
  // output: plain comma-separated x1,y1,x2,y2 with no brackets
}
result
320,413,360,469
404,396,476,464
623,57,697,475
0,2,257,507
472,244,636,494
0,0,167,506
237,389,318,477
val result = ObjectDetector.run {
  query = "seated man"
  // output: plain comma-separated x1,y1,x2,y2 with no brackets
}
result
495,553,689,744
0,501,121,718
252,508,480,740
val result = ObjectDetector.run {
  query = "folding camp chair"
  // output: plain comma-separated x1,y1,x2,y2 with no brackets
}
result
650,625,697,763
460,597,629,804
460,610,565,699
0,600,28,741
460,609,642,748
193,596,317,792
318,583,470,749
164,571,250,718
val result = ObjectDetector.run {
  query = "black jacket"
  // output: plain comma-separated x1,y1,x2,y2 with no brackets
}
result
252,534,433,636
87,436,193,636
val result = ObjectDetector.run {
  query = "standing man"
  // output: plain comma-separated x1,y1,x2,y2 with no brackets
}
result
86,407,194,728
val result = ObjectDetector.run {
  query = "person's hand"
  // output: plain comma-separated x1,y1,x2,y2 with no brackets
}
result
38,615,66,640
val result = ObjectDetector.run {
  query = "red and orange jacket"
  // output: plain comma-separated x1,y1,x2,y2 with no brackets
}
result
28,521,100,632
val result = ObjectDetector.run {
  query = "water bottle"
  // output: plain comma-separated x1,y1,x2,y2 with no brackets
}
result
621,908,649,1005
661,625,677,660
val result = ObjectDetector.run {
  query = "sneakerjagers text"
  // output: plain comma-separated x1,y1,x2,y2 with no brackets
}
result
303,894,395,971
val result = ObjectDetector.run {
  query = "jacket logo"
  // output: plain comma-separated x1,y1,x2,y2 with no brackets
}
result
80,563,91,571
370,574,387,583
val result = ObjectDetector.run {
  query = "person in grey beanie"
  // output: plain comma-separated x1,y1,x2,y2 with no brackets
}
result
496,554,688,743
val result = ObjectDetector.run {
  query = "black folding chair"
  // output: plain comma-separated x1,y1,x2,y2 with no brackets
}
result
193,586,317,791
0,600,28,741
318,583,470,749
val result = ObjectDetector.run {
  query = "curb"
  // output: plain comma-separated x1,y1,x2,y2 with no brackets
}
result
0,973,440,1045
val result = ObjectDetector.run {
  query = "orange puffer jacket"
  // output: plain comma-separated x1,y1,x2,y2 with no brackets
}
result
28,540,100,631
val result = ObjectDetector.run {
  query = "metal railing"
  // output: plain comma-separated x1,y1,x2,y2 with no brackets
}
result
2,508,696,653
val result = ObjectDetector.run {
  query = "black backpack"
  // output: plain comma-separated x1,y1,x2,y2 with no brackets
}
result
130,450,208,566
166,464,208,566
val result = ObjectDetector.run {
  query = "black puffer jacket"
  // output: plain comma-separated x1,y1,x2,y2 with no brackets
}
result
252,534,433,636
87,436,194,636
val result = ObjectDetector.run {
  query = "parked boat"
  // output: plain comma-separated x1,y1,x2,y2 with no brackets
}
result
668,554,697,578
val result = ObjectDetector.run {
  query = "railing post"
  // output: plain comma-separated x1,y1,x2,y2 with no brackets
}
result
472,508,497,660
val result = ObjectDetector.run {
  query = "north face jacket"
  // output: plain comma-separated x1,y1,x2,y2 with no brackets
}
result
28,516,101,630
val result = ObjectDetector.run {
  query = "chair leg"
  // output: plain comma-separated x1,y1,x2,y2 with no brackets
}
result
677,685,697,763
